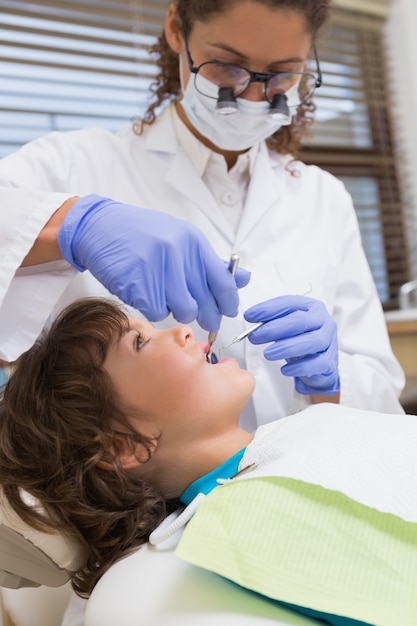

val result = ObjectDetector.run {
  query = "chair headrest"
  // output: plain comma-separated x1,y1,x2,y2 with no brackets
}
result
0,491,85,588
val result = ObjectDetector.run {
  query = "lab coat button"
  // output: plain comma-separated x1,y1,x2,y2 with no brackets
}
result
221,190,238,205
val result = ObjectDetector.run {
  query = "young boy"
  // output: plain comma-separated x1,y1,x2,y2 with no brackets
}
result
0,298,415,626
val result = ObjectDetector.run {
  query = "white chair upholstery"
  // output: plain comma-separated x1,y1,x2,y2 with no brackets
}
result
85,541,317,626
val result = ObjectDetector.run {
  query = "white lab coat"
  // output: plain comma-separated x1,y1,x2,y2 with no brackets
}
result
0,104,404,429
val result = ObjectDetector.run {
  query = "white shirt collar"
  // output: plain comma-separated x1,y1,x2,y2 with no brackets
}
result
171,103,259,178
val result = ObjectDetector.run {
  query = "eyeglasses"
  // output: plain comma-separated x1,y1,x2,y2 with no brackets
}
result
183,33,322,107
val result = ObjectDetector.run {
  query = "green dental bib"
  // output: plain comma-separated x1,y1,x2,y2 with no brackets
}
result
176,477,417,626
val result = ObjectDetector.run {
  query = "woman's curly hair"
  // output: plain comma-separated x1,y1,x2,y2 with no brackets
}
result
138,0,331,159
0,298,178,597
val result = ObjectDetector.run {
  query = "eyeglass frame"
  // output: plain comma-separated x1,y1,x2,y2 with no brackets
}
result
182,30,322,105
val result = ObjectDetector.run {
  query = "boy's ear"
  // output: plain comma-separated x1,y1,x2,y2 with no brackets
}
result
97,434,158,471
164,3,184,54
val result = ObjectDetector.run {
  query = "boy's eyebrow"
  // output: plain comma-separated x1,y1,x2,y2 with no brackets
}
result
128,319,155,331
117,322,132,340
121,320,146,338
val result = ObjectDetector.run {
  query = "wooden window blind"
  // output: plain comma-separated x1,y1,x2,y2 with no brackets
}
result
0,1,412,309
301,8,412,309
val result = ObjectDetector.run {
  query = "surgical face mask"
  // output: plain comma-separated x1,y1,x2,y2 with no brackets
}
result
180,73,301,152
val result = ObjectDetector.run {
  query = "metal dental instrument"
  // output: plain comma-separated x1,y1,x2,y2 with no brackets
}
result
220,321,266,354
219,284,314,358
206,253,240,363
226,321,266,346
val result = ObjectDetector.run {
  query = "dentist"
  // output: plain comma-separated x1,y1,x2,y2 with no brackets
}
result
0,0,404,427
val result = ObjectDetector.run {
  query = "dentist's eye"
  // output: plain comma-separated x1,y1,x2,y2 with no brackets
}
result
134,332,150,352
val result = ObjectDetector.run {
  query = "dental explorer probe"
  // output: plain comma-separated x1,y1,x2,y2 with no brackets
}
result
206,253,240,359
222,284,313,352
221,321,265,351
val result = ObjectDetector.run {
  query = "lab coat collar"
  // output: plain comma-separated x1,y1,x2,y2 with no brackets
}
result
171,104,211,179
146,105,236,242
144,104,287,246
144,103,179,154
234,141,287,247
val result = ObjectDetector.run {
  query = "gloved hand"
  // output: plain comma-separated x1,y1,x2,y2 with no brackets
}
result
244,295,340,395
58,194,250,331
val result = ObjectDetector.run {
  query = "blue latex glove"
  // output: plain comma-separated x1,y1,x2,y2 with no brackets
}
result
58,194,250,331
244,295,340,395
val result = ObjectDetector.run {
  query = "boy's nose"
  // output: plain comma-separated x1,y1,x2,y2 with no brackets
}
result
170,324,193,345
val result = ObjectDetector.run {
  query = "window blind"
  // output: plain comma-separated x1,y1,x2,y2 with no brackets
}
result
301,8,412,309
333,0,389,18
0,0,167,156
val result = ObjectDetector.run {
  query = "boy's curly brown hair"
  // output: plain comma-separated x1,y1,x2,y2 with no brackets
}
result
0,298,178,597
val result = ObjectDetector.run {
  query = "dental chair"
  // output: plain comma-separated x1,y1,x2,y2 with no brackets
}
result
0,492,318,626
0,492,83,626
85,530,318,626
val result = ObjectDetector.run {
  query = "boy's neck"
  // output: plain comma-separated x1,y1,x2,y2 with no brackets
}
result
180,447,247,505
149,428,254,500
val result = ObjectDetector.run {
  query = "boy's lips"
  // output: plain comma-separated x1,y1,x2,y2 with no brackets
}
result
199,341,212,361
198,341,237,365
199,341,220,364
